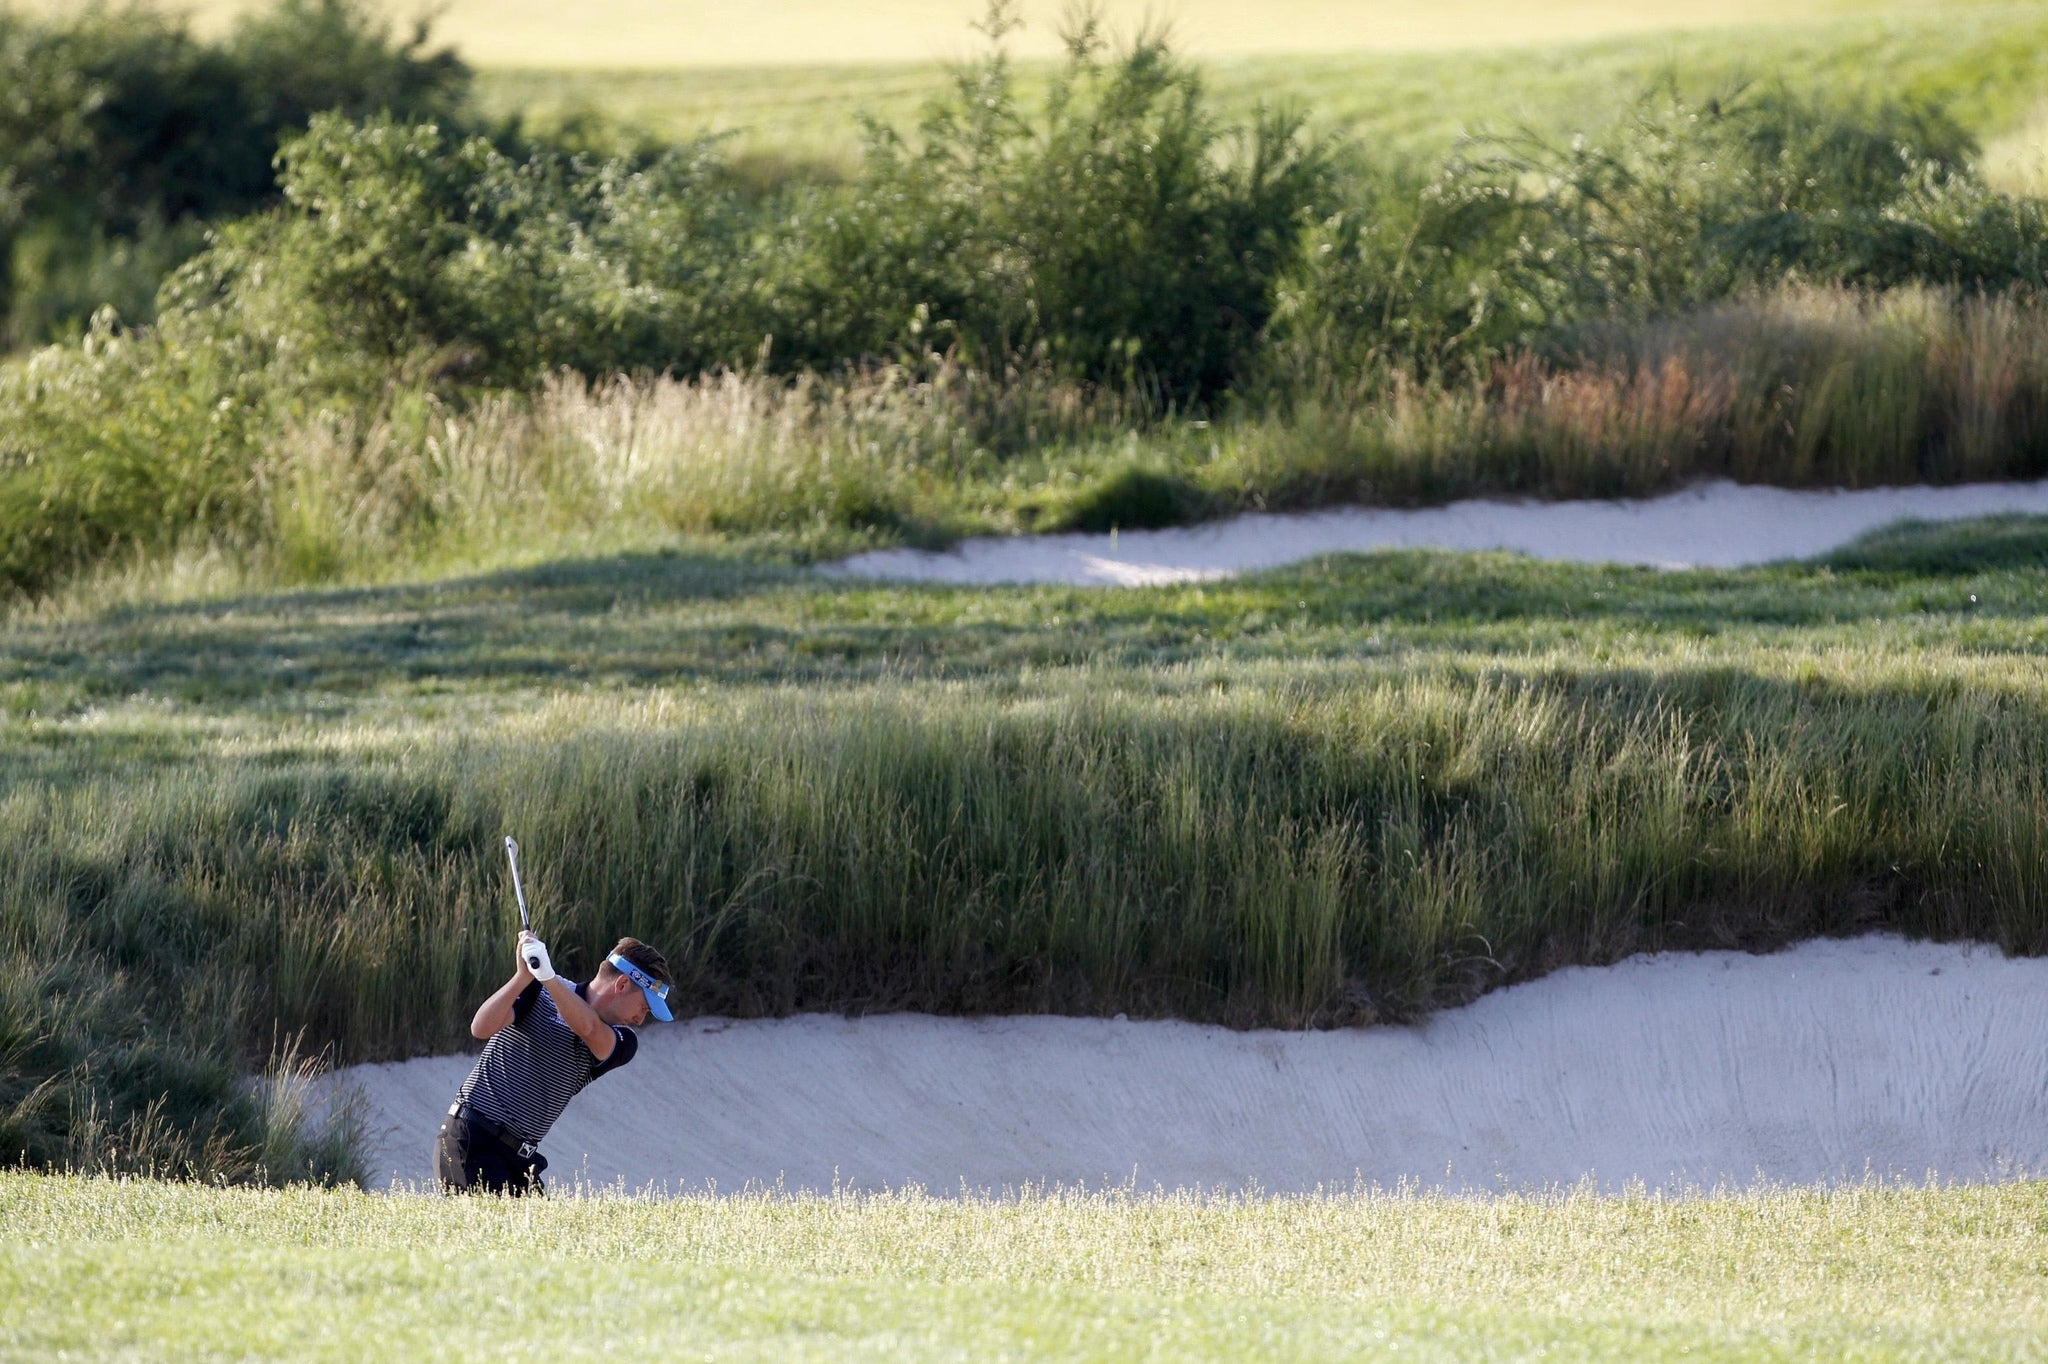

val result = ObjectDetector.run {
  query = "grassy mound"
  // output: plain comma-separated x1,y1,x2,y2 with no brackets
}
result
1822,511,2048,573
3,518,2045,1175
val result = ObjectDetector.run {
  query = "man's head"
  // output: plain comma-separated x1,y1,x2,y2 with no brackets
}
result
590,936,675,1026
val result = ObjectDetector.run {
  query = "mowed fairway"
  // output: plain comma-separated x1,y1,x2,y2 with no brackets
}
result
6,1173,2048,1361
489,4,2048,183
91,1,2048,173
152,0,1898,66
485,6,2048,175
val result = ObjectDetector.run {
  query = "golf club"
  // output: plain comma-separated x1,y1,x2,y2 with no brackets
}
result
505,836,551,978
504,835,530,931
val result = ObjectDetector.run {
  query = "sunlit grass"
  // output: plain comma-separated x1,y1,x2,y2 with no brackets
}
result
162,0,1903,67
5,1172,2046,1360
66,1,2048,178
13,284,2030,604
468,3,2048,173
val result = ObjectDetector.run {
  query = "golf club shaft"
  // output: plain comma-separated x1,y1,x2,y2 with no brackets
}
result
504,835,530,932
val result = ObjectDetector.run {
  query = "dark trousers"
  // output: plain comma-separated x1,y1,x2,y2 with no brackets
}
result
435,1110,547,1195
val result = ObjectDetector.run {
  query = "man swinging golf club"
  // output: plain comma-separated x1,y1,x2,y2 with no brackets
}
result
435,836,676,1195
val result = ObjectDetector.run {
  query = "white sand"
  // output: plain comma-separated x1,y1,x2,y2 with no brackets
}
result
345,936,2048,1196
820,478,2048,586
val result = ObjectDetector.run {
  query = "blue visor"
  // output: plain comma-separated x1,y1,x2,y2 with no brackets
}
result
608,953,673,1021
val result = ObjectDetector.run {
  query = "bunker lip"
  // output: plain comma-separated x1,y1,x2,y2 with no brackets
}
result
819,477,2048,587
343,936,2048,1197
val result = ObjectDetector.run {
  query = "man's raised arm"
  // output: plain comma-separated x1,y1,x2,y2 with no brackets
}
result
470,941,534,1040
513,929,617,1062
541,971,617,1062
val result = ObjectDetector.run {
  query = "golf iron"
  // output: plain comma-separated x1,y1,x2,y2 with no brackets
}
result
504,835,549,976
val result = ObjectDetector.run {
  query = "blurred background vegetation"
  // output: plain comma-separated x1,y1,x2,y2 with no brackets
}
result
0,0,468,348
9,0,2048,1184
10,1,2048,600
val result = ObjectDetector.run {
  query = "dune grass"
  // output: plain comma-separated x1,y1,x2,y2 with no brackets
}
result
100,286,2048,590
2,513,2045,1125
11,0,2048,1215
6,1171,2048,1360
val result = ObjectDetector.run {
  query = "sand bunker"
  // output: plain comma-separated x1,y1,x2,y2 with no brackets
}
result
346,936,2048,1196
821,478,2048,586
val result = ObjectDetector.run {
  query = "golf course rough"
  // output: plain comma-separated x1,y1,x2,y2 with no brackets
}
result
4,1172,2046,1361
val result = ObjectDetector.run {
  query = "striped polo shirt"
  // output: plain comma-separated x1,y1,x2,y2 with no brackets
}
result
454,979,638,1147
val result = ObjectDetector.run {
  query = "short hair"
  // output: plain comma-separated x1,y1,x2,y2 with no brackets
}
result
598,936,673,988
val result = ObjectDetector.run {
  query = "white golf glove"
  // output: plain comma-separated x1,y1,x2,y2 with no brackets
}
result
520,935,555,982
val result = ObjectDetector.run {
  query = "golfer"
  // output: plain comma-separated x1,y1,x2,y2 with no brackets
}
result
436,929,674,1195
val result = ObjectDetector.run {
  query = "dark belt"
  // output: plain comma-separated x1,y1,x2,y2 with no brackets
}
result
447,1102,540,1160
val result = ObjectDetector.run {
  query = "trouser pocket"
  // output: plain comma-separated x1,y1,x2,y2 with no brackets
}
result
435,1116,530,1195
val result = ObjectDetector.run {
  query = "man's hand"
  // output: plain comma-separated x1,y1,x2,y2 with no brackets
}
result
518,930,556,982
471,931,547,1041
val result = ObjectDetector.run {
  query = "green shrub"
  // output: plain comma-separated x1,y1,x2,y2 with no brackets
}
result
171,113,770,391
776,4,1329,399
1271,83,2048,386
0,0,470,348
0,314,268,595
3,214,207,345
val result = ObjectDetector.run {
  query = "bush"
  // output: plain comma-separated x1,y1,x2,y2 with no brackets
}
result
1272,83,2048,386
0,312,269,595
0,0,469,346
154,7,1330,403
168,114,771,392
775,4,1330,399
2,214,206,347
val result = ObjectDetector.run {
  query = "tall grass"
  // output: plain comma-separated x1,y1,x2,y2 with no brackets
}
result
0,946,364,1183
0,0,471,346
5,660,2045,1073
240,364,1156,580
1612,285,2048,483
195,284,2048,588
13,281,2048,600
1189,285,2048,505
5,501,2045,1176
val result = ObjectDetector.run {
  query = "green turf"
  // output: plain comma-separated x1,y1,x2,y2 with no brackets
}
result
477,3,2048,176
6,515,2045,768
5,1172,2047,1361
